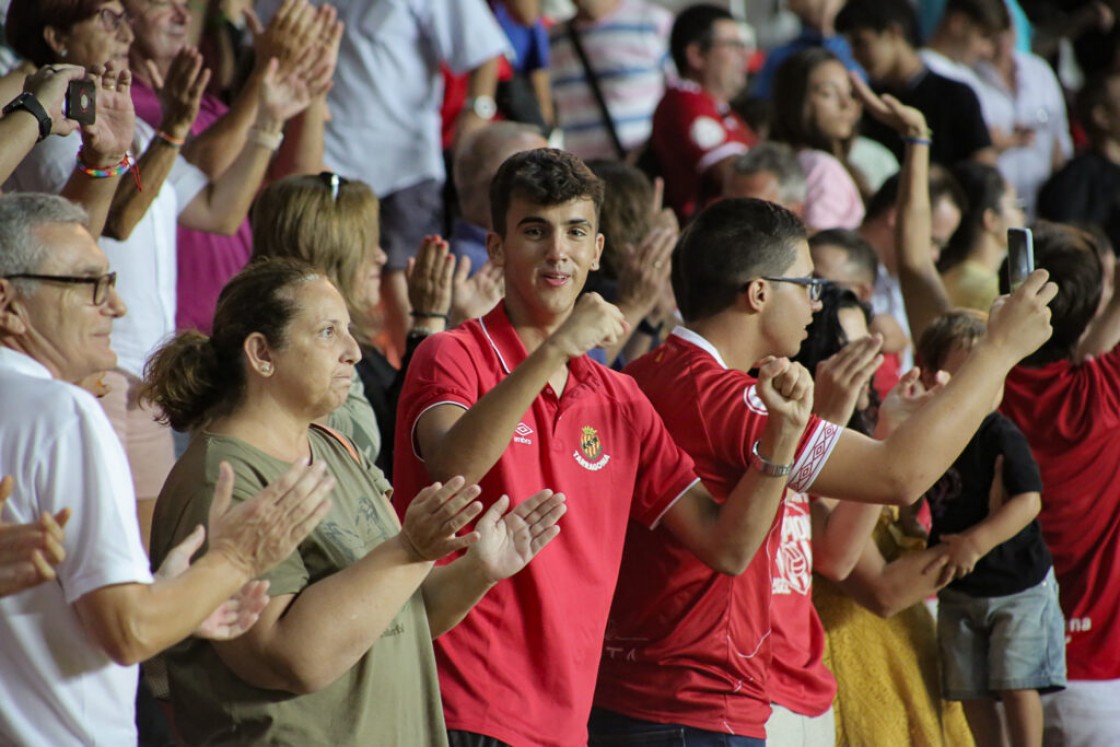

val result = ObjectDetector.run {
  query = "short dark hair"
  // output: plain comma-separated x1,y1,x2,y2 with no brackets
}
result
489,148,604,236
939,161,1007,272
142,258,320,431
5,0,102,66
998,222,1104,366
672,198,805,322
810,228,879,284
670,3,735,76
915,309,987,374
1075,71,1120,143
836,0,920,48
864,164,965,223
792,283,878,435
943,0,1011,36
771,48,844,154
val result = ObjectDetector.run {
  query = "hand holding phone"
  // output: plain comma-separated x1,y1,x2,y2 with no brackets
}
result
64,79,96,126
1007,227,1035,291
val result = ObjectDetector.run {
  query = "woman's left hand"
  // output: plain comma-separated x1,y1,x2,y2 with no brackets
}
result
154,524,272,640
467,490,567,584
258,56,312,125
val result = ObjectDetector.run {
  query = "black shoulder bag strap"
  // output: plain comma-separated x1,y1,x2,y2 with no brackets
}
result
566,21,627,160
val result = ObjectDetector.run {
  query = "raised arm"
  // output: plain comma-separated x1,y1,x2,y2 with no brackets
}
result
104,47,209,240
416,293,629,485
659,358,815,575
811,272,1057,506
72,460,333,666
851,72,951,342
178,56,313,234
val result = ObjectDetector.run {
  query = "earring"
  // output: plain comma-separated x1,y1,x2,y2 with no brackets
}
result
260,363,272,374
59,48,68,58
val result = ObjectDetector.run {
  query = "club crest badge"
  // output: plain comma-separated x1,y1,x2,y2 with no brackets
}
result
573,425,610,471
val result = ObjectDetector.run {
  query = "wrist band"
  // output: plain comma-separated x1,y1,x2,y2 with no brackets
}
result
410,310,449,320
76,151,142,191
155,129,186,147
638,317,664,337
248,126,283,152
904,136,932,146
750,440,793,478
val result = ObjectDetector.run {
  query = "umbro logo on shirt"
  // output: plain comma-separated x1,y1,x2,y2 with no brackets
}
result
513,422,534,445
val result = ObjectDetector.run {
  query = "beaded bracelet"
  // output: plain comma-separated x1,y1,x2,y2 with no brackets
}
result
410,310,450,320
904,136,932,146
155,129,186,147
76,151,142,191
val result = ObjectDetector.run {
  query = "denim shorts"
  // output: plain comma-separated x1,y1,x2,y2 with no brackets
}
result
937,567,1067,700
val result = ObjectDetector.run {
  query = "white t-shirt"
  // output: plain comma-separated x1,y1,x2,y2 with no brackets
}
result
4,122,208,377
0,348,153,745
255,0,509,195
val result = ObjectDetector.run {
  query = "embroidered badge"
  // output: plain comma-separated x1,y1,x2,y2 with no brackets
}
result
573,425,611,471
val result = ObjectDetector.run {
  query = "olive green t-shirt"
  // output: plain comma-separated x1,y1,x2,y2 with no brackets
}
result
150,428,447,746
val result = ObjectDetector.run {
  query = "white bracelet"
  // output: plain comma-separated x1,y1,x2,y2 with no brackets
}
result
248,126,283,152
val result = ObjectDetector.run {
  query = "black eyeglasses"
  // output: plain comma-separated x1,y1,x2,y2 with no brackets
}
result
318,171,349,202
3,272,117,305
741,276,828,302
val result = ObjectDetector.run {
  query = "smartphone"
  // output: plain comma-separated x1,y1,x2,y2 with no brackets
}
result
1007,227,1034,291
64,79,96,126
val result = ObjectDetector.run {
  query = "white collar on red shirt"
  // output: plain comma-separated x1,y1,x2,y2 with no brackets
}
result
671,326,731,369
479,303,597,382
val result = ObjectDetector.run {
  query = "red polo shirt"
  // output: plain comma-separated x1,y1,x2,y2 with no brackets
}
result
650,80,756,222
596,328,842,738
393,304,699,747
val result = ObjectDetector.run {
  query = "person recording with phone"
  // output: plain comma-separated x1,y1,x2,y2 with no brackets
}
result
0,62,134,238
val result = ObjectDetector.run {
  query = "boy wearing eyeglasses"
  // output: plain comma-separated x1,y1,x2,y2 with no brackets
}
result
592,196,1058,743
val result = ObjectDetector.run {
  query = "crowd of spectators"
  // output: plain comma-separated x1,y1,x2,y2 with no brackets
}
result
0,0,1118,745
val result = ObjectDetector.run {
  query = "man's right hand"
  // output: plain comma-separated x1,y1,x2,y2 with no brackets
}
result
547,293,629,359
206,460,334,579
984,269,1057,363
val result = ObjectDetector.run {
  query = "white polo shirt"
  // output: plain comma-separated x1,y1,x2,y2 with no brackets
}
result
0,348,152,745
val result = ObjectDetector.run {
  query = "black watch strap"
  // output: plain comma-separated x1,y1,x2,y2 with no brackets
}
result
3,92,53,142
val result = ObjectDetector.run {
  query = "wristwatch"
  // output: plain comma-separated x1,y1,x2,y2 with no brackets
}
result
750,440,793,478
3,92,52,141
464,95,497,121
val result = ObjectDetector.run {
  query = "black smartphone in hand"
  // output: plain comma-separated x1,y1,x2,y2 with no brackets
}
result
64,79,96,125
1007,227,1034,291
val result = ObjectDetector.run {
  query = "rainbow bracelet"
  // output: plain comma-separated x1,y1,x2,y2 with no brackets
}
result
77,151,142,191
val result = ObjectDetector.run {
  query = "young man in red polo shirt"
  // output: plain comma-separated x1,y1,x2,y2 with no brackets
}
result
591,197,1058,743
394,149,816,747
650,4,757,222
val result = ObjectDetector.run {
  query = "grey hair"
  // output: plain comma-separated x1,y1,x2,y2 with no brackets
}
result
0,194,90,292
731,142,808,206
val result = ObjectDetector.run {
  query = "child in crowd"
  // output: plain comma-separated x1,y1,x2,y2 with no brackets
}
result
916,311,1066,747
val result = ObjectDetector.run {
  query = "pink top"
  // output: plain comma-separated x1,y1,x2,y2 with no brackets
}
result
798,148,865,232
131,79,253,334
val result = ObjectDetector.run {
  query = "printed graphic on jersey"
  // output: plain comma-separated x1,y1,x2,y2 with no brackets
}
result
690,116,728,150
773,492,813,597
